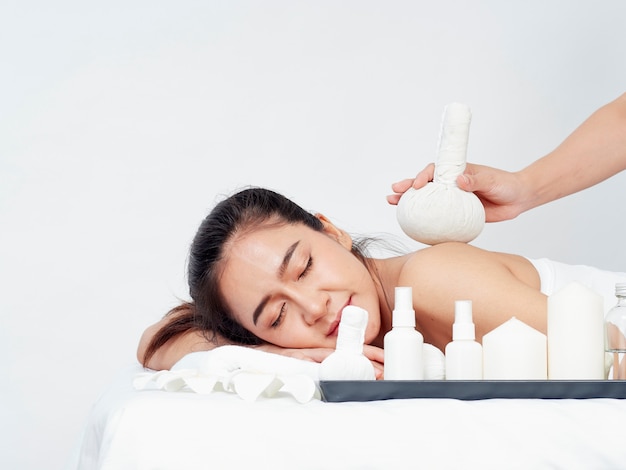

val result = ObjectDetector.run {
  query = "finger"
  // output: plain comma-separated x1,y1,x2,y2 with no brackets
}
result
387,178,417,205
456,173,472,191
277,347,334,363
390,178,416,193
456,163,495,193
372,362,384,380
301,348,334,363
386,193,402,205
411,163,435,189
363,345,385,363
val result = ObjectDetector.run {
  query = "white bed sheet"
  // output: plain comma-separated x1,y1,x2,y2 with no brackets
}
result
69,363,626,470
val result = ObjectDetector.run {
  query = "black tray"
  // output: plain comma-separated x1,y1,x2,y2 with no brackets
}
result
319,380,626,402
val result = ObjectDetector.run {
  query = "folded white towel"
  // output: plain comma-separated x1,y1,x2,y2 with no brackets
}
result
134,345,321,403
133,344,446,403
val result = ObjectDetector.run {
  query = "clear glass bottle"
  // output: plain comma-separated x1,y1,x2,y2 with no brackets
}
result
605,283,626,380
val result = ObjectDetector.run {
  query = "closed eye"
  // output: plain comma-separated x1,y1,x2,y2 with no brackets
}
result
298,256,313,280
271,257,311,329
271,303,286,328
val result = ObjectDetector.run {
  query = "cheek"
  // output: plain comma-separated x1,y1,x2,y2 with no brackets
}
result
364,308,381,344
259,329,307,349
264,319,332,349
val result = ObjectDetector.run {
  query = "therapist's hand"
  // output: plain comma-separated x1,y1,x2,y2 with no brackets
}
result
386,162,528,222
386,163,436,205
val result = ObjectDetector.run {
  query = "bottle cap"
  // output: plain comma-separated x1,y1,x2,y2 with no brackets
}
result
392,287,416,327
452,300,475,340
616,283,626,297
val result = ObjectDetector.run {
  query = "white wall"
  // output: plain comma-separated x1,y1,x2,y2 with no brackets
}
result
1,1,625,468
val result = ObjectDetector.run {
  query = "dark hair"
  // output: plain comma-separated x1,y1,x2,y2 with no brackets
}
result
142,187,335,366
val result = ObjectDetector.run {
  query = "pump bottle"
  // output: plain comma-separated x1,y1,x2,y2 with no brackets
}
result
445,300,483,380
319,306,376,380
384,287,424,380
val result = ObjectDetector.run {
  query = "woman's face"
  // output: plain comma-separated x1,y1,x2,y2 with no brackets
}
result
219,219,382,349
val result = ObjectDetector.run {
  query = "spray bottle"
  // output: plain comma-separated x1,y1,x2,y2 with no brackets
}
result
384,287,424,380
445,300,483,379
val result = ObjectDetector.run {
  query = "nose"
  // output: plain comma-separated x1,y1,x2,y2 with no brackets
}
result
298,289,330,326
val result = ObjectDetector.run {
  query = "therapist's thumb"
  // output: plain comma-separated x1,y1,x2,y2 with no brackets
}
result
456,164,495,194
456,173,476,192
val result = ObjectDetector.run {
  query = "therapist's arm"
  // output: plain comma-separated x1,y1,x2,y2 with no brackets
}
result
511,92,626,215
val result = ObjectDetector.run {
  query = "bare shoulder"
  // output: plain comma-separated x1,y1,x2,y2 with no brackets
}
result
400,242,491,278
398,242,486,299
398,241,540,301
401,242,536,278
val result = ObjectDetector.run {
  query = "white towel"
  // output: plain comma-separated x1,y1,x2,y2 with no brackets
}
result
527,257,626,314
134,343,446,403
134,345,322,403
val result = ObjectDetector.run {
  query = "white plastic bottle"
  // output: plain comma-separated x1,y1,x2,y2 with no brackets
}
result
445,300,483,380
319,306,376,380
384,287,424,380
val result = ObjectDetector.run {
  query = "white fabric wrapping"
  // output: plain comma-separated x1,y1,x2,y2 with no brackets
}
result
433,102,471,185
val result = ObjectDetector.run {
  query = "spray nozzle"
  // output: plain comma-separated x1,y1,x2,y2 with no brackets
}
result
452,300,475,340
392,287,416,328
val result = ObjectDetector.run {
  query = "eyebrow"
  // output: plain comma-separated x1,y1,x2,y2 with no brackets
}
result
252,240,300,326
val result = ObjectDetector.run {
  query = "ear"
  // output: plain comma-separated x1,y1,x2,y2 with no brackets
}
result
315,213,353,250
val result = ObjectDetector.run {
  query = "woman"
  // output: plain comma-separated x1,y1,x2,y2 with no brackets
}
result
138,187,626,373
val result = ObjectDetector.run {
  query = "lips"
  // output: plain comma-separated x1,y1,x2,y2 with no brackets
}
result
326,297,351,336
326,318,340,337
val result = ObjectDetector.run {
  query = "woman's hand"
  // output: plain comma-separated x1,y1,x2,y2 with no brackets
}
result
257,343,385,379
363,344,385,379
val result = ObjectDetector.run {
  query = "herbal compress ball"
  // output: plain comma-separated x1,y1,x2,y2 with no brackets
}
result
397,103,485,245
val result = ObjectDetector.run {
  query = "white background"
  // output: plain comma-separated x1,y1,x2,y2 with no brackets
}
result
1,1,625,469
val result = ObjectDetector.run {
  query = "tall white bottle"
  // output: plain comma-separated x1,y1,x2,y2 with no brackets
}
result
384,287,424,380
445,300,483,380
